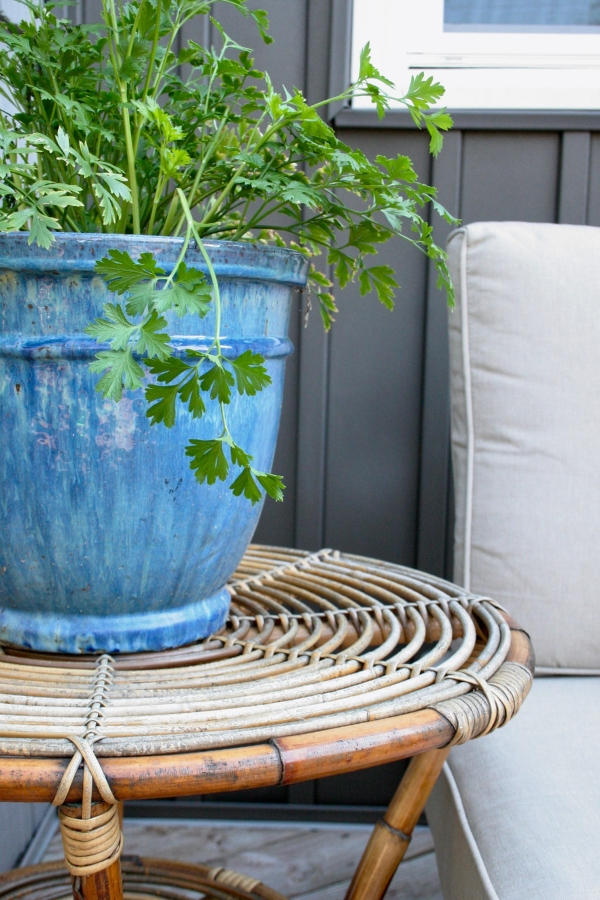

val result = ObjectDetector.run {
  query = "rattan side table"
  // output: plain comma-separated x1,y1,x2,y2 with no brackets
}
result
0,546,534,900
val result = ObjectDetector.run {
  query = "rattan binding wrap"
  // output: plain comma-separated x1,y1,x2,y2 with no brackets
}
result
0,546,532,759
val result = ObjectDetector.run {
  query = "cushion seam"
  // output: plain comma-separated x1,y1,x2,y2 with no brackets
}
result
536,667,600,676
442,760,501,900
460,230,475,592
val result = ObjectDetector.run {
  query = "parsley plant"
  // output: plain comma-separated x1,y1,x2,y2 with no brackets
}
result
0,0,456,503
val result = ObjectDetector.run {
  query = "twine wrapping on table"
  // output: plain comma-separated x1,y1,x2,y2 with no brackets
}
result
208,867,262,892
52,654,124,877
431,661,533,745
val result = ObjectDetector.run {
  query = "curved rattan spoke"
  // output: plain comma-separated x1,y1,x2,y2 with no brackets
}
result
0,546,522,758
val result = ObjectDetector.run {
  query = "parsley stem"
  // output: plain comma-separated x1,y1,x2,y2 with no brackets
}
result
147,172,165,235
166,232,191,289
103,0,140,233
133,0,162,156
161,191,181,237
120,86,141,233
177,188,222,356
170,118,229,236
219,403,233,442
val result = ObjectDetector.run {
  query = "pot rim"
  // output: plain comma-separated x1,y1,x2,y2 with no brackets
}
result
0,232,310,286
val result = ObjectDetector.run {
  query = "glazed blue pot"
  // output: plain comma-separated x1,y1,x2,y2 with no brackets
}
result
0,234,308,653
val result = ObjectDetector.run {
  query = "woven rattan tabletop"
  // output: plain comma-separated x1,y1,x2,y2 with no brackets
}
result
0,545,534,803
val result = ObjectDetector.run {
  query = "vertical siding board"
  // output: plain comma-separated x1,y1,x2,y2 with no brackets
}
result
585,135,600,226
292,0,334,550
558,132,592,225
460,132,561,224
80,1,102,24
327,0,354,119
322,130,430,564
416,131,462,577
253,296,303,547
294,299,331,550
306,0,334,106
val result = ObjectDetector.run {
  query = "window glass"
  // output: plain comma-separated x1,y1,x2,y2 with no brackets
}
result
445,0,600,27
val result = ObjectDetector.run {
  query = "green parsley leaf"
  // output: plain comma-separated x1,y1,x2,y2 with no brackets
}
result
89,349,144,401
199,363,235,403
124,283,158,317
230,443,253,467
178,373,206,419
309,267,333,288
85,303,136,350
250,8,273,43
95,250,164,294
160,146,192,179
186,439,229,484
93,172,132,226
375,154,417,183
328,249,353,289
146,382,178,427
318,292,338,331
136,309,171,359
357,43,394,88
229,466,262,504
152,263,212,318
348,220,387,255
228,350,271,396
146,366,206,427
405,72,446,111
359,265,398,310
27,210,60,250
146,356,193,383
256,471,285,502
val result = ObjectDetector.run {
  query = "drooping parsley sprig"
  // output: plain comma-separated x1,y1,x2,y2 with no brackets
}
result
85,189,284,504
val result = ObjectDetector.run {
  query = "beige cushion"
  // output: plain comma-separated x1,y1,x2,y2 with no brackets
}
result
448,222,600,670
426,677,600,900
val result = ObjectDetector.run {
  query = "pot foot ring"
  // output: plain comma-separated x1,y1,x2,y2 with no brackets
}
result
0,587,230,654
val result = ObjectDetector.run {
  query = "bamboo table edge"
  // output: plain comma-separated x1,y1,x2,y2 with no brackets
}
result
0,619,533,804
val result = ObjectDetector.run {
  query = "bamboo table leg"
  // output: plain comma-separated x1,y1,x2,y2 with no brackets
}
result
344,747,450,900
73,859,124,900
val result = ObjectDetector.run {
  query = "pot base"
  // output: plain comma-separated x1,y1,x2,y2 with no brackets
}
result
0,587,231,654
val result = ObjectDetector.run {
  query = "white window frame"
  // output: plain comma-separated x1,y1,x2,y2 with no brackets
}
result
351,0,600,110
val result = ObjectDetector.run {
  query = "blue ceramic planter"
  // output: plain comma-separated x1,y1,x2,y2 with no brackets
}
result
0,234,308,653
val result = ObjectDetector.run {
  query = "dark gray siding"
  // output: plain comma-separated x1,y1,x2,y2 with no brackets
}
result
322,131,430,563
460,132,560,223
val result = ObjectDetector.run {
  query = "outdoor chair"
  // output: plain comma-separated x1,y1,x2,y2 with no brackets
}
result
426,221,600,899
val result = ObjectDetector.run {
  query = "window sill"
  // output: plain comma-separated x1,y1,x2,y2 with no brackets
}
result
333,108,600,130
